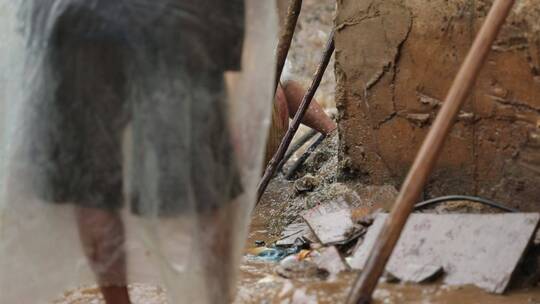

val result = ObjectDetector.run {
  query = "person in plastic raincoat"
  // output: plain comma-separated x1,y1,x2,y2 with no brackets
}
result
20,1,245,303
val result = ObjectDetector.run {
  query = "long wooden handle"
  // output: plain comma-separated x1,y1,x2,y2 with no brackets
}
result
257,32,335,203
275,0,303,92
346,1,516,303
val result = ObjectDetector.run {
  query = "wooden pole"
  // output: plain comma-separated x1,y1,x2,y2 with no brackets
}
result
275,0,303,92
346,1,516,303
257,32,335,203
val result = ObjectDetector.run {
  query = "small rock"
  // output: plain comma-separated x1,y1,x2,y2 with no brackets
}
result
276,256,329,279
491,86,508,98
294,174,320,194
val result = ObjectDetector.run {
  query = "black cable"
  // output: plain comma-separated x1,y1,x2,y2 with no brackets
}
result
414,195,518,213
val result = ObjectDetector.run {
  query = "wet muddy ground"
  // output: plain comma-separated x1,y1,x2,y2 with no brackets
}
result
238,187,540,304
53,211,540,304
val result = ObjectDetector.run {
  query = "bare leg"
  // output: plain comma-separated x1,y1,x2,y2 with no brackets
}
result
75,207,131,304
264,85,291,164
281,81,337,135
265,83,336,164
275,84,291,128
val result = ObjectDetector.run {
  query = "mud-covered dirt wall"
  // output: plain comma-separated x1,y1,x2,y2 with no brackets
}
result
335,0,540,210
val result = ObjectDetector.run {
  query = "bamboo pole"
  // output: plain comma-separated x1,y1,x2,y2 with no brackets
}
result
275,0,303,92
257,32,335,203
346,1,516,303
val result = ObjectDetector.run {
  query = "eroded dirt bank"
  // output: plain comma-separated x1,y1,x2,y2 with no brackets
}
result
335,0,540,211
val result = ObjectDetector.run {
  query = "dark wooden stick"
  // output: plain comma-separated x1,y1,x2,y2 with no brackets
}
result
257,32,335,203
346,1,516,303
275,0,303,92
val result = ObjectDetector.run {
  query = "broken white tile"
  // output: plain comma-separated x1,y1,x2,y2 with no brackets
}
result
303,208,353,245
349,213,540,293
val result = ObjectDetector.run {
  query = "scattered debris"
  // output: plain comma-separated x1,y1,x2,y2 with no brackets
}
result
349,213,540,293
248,246,300,262
276,222,316,246
297,249,313,261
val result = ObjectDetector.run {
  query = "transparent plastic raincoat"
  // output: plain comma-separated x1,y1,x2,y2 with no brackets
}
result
0,0,277,303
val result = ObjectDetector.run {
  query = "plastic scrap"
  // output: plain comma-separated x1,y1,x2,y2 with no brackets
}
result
248,246,301,262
